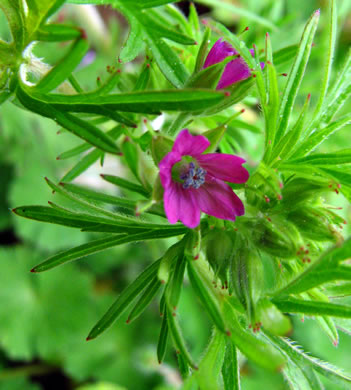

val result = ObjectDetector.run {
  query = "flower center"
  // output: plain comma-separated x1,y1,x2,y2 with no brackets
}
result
180,162,206,189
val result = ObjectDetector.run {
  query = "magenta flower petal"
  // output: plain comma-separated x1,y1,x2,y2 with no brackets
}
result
172,129,210,157
194,175,245,220
164,182,201,228
196,153,249,183
159,150,182,188
203,38,236,68
159,128,249,228
216,58,252,89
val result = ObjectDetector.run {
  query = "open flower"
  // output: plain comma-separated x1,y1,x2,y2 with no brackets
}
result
159,129,249,228
204,38,264,89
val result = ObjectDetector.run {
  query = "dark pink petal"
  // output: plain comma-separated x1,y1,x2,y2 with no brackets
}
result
204,39,237,68
216,58,251,89
172,129,210,157
163,182,201,228
159,150,182,188
196,153,249,183
194,176,244,220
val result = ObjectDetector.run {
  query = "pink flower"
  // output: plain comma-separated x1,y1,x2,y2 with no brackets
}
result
159,129,249,228
204,39,264,89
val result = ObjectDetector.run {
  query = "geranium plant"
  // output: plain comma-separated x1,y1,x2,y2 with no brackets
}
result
1,0,351,389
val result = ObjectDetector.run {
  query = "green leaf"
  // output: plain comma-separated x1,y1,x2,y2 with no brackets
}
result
286,149,351,166
28,89,225,114
194,27,211,73
32,228,187,272
59,183,137,210
187,55,234,89
166,303,197,370
269,93,311,163
187,258,227,333
119,18,144,63
57,142,93,160
188,3,200,35
263,61,279,161
272,45,298,68
272,297,351,318
222,340,240,390
35,38,89,93
25,0,65,38
145,10,195,45
144,34,189,88
35,24,82,42
166,252,186,311
193,330,226,390
49,110,120,154
196,0,278,30
157,310,169,364
61,148,103,182
126,276,162,323
128,0,181,8
12,205,124,230
115,2,191,87
0,0,26,52
60,126,124,182
312,0,337,120
308,48,351,133
100,174,150,197
16,86,121,154
272,237,351,297
291,113,351,157
266,334,351,387
274,10,320,144
133,63,151,91
87,259,161,340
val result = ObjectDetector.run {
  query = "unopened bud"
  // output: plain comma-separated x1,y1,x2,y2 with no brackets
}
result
205,229,234,286
231,240,263,324
244,217,302,258
151,135,173,165
288,206,338,242
257,299,292,336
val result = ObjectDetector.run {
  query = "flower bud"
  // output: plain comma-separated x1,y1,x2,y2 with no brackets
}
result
244,217,302,259
185,229,201,260
288,206,338,242
282,177,328,208
205,229,234,286
152,176,164,202
257,299,291,336
151,135,173,165
230,241,263,326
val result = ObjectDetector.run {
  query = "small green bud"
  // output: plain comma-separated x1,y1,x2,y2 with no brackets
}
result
205,229,234,286
282,177,328,208
257,299,292,336
244,217,302,259
151,135,173,165
231,241,263,326
288,206,337,242
185,229,201,260
152,176,164,202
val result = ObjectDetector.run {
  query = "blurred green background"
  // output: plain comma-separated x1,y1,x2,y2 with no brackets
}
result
0,0,351,389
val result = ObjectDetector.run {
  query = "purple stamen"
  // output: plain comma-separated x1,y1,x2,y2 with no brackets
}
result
181,162,206,189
